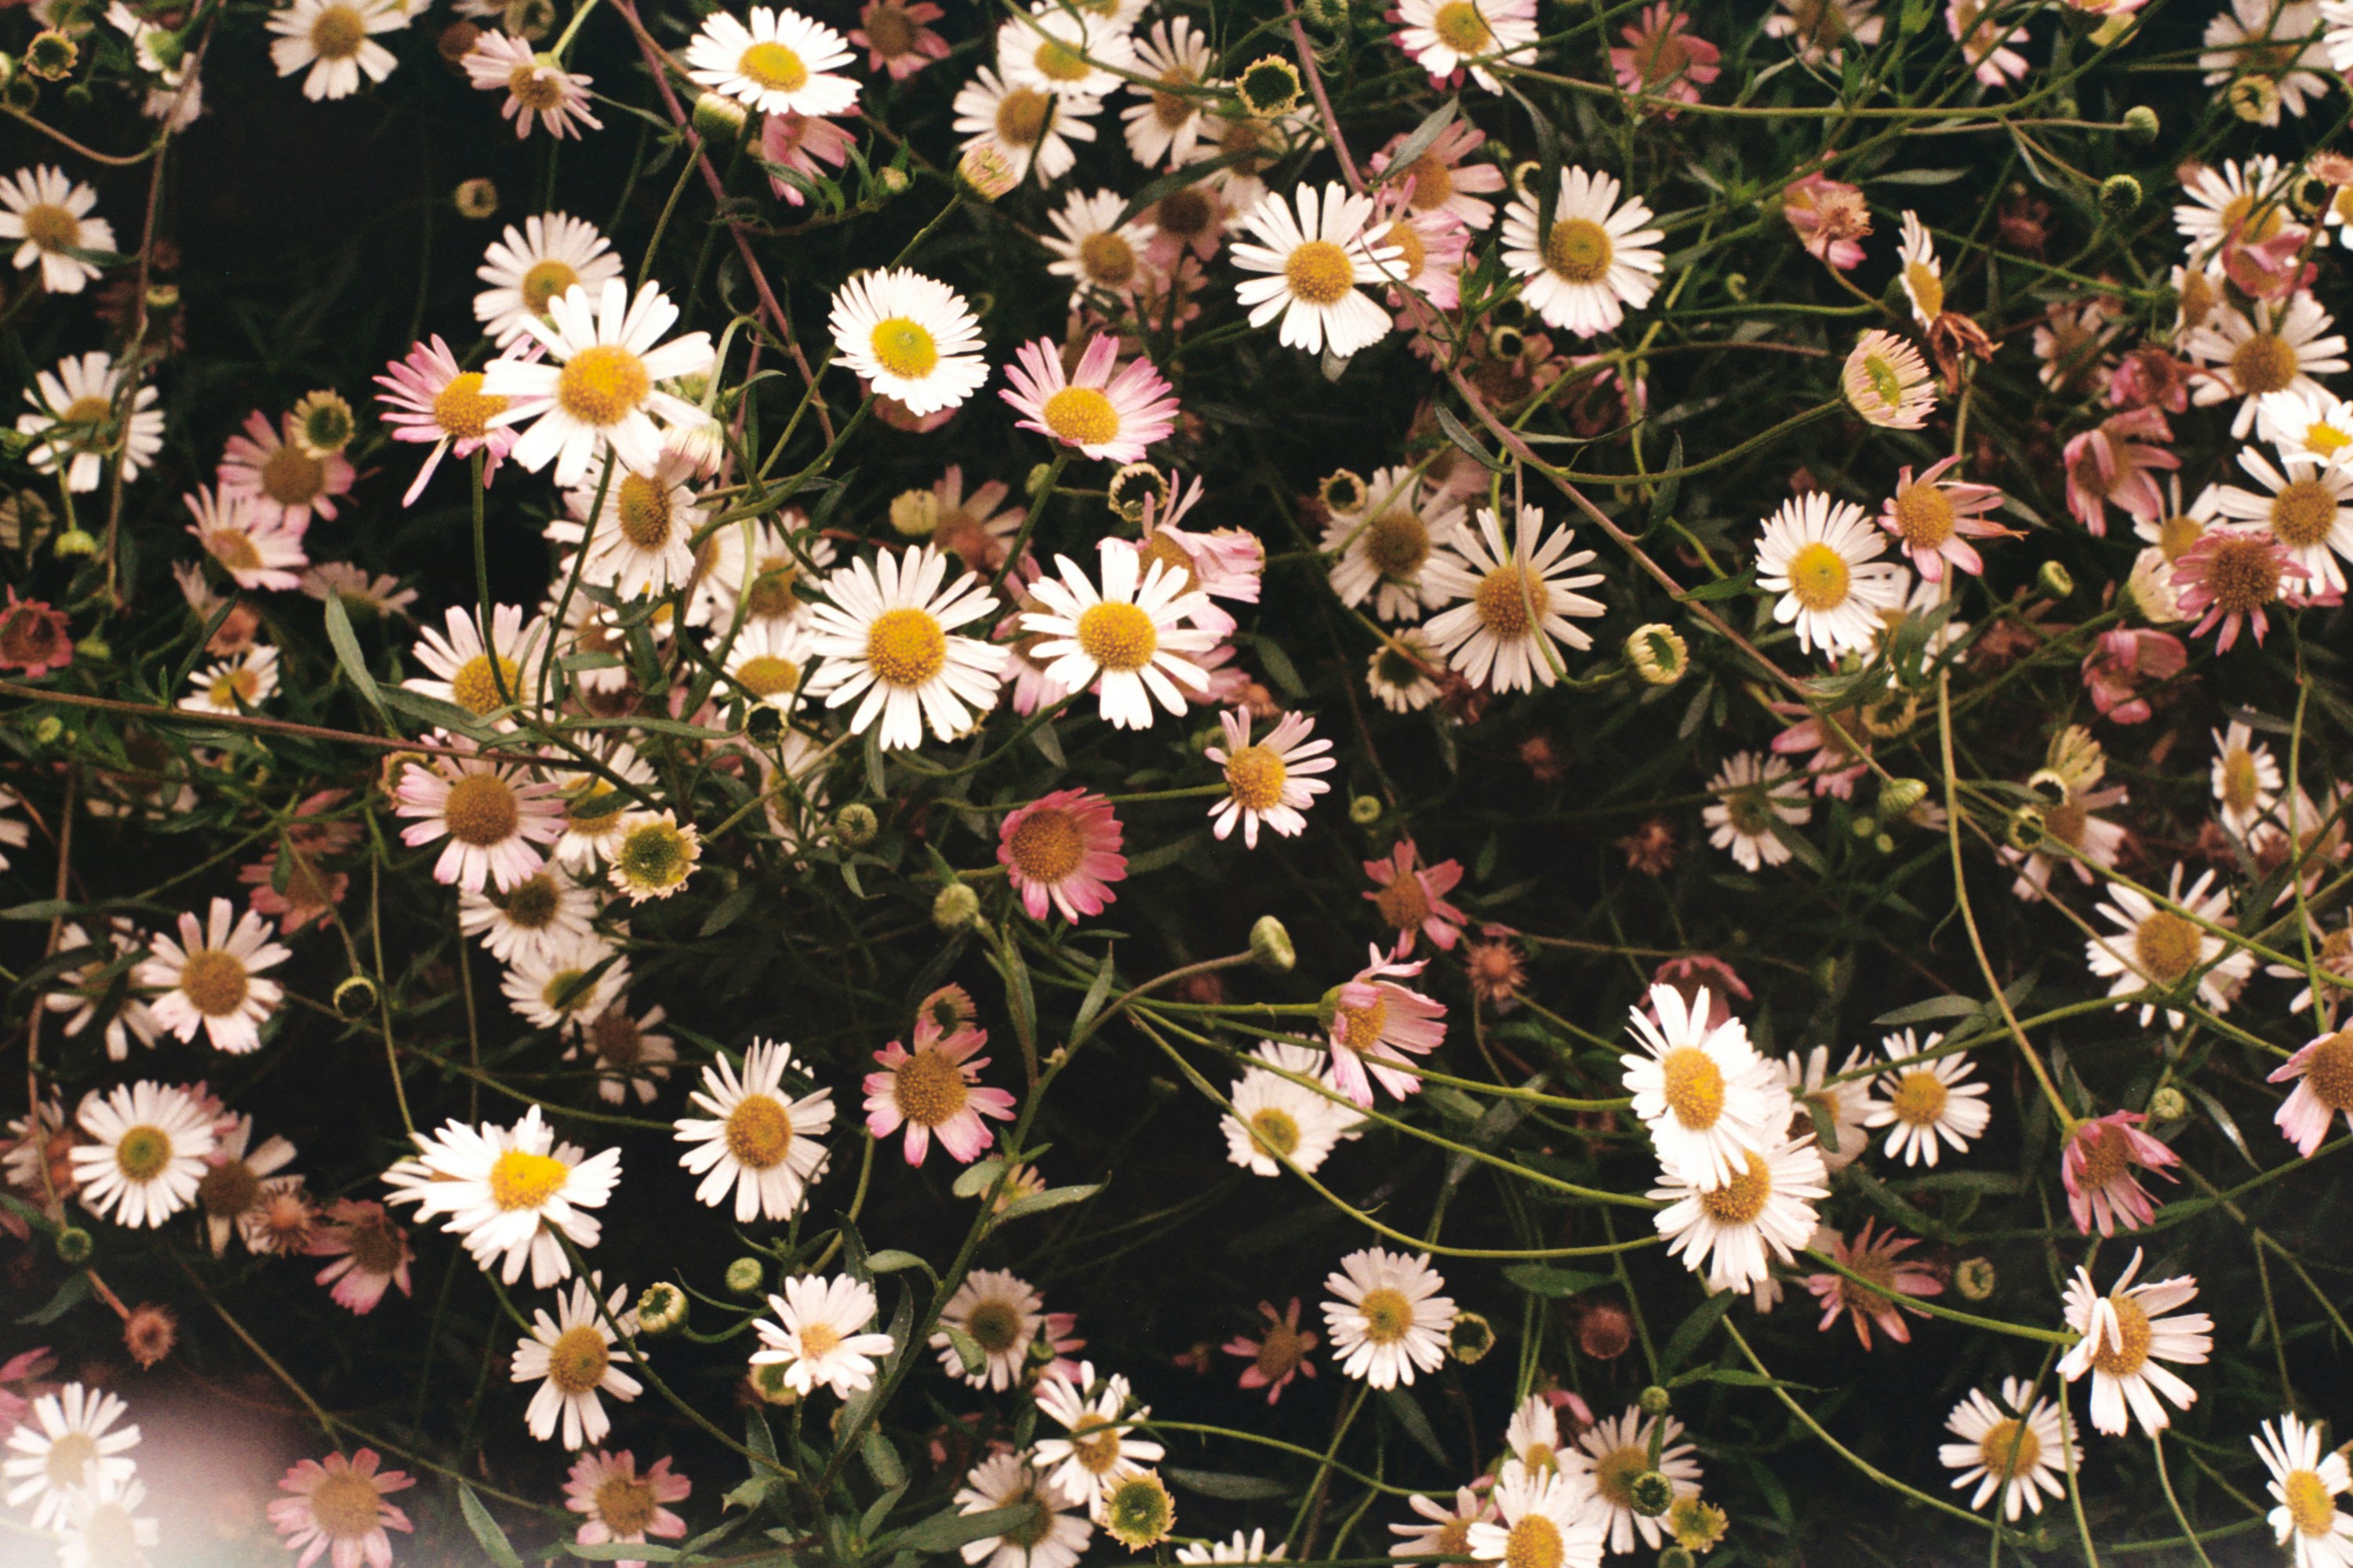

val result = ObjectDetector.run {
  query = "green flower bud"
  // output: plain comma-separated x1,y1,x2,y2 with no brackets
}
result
2006,804,2048,853
833,802,879,847
1627,1471,1676,1519
2148,1084,2188,1123
1955,1257,1997,1301
2098,174,2142,221
2122,105,2159,144
32,716,63,745
333,975,380,1021
724,1256,767,1297
1638,1384,1671,1417
24,30,78,80
1249,914,1296,973
1658,1549,1697,1568
2037,558,2075,600
1626,624,1689,687
1107,463,1170,522
636,1281,689,1336
56,1226,93,1264
692,89,747,144
453,177,500,219
1878,777,1929,818
955,144,1019,202
53,528,100,558
1348,794,1382,826
1234,56,1304,118
1448,1311,1496,1364
877,165,911,196
933,882,981,932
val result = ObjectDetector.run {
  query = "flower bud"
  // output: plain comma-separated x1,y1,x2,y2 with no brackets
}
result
2148,1084,2188,1123
877,165,911,196
1249,914,1295,973
1627,1471,1676,1519
24,30,77,80
1878,777,1929,818
833,802,879,847
1638,1384,1671,1417
333,975,380,1021
32,716,63,745
2097,174,2141,221
123,1303,177,1369
453,177,500,219
2126,546,2184,624
956,144,1020,202
56,1226,92,1264
1658,1550,1697,1568
1024,462,1054,498
1872,831,1896,854
1107,463,1170,521
2122,105,2159,144
636,1281,689,1335
2036,558,2075,600
1299,0,1347,27
743,704,784,744
1348,794,1382,826
53,527,99,558
750,1360,799,1404
889,486,940,538
1955,1257,1997,1301
1625,624,1688,686
724,1256,766,1296
2005,804,2047,853
1235,56,1303,118
71,635,108,662
933,882,981,932
1318,467,1368,515
1448,1311,1495,1364
693,90,747,144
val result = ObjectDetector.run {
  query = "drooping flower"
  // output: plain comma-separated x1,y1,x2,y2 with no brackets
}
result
1325,945,1448,1106
2269,1024,2353,1156
2061,1110,2180,1235
1802,1219,1943,1348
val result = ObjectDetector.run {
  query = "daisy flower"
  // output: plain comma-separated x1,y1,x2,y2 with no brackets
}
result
1878,456,2008,580
184,486,306,593
53,1469,157,1566
179,644,282,719
2085,863,2253,1027
570,1002,677,1108
996,5,1137,100
267,0,405,100
219,407,356,530
1650,1130,1828,1293
1862,1028,1991,1167
998,788,1127,923
853,0,947,78
1325,945,1447,1105
482,278,718,488
608,804,700,902
500,932,630,1034
692,513,833,630
2065,409,2180,537
307,1198,415,1315
268,1447,415,1568
0,166,114,294
762,110,856,206
1765,0,1883,63
1002,335,1179,464
1034,1364,1164,1518
395,749,566,893
1043,189,1158,304
2202,0,2331,125
1950,0,2029,85
687,5,859,117
1322,467,1466,621
1803,1219,1942,1348
1465,1467,1605,1568
2062,1110,2180,1235
1780,1044,1874,1170
1940,1380,2076,1521
1622,980,1789,1191
1123,16,1214,169
1422,503,1606,692
465,31,602,138
802,544,1007,751
2270,1024,2353,1156
69,1079,216,1229
721,617,812,712
1500,166,1664,338
864,1015,1017,1166
2184,297,2348,439
1756,490,1908,657
2,1384,140,1528
2253,1412,2353,1568
954,67,1097,187
956,1453,1093,1568
1575,1406,1700,1554
42,919,160,1062
1223,1042,1355,1176
388,1104,622,1287
829,267,989,417
1362,839,1465,953
751,1274,895,1398
1366,633,1443,711
2212,442,2353,596
2056,1249,2212,1436
2170,526,2309,653
374,335,515,505
136,896,291,1054
514,1275,642,1449
1020,540,1213,726
195,1115,300,1257
1321,1247,1454,1388
1703,751,1811,871
1231,182,1399,358
2213,719,2285,839
1393,1486,1495,1558
1370,121,1506,232
675,1038,835,1222
1390,0,1538,91
16,351,164,493
929,1269,1047,1389
1499,1394,1569,1483
566,1450,690,1568
1841,329,1937,428
475,213,625,347
457,867,599,966
1611,4,1722,107
1206,707,1334,847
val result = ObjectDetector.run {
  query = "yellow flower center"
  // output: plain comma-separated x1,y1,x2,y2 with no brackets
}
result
1071,1413,1123,1472
2132,911,2203,986
1009,807,1086,882
738,40,809,92
508,60,568,111
594,1475,659,1537
1249,1106,1301,1159
1032,38,1092,82
864,606,947,687
1336,994,1390,1052
22,202,80,252
262,443,328,508
522,259,580,316
487,1148,570,1210
558,344,651,428
1697,1149,1773,1225
1402,151,1453,209
545,1323,609,1394
893,1048,970,1126
1660,1045,1726,1130
1078,231,1136,286
1542,216,1613,285
2302,420,2352,457
800,1320,844,1359
2231,331,2298,396
113,1126,174,1184
724,1093,795,1169
1431,0,1492,52
541,968,593,1014
1889,1067,1948,1127
735,654,801,699
615,472,675,551
995,86,1053,146
204,667,260,710
1977,1417,2042,1480
1784,540,1853,612
2220,748,2262,816
2301,1029,2353,1112
60,394,114,426
1474,563,1548,635
309,1469,387,1539
2086,1293,2152,1377
1893,482,1955,550
1503,1517,1562,1568
1284,240,1357,307
179,948,252,1017
2285,1469,2340,1537
2157,513,2205,562
1042,386,1122,448
1075,598,1158,671
434,371,505,439
1904,260,1944,318
443,772,522,846
450,652,522,715
1138,534,1198,591
2270,478,2338,549
1356,1285,1414,1344
1375,874,1430,933
1378,220,1427,280
867,317,940,380
1224,744,1288,812
2217,192,2286,245
310,4,367,60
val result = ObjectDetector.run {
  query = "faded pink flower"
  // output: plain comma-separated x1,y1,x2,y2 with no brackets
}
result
1610,4,1720,110
2063,408,2178,535
762,112,856,207
1878,457,2011,580
1223,1297,1319,1404
1326,943,1449,1105
2170,526,2314,653
307,1198,415,1315
1803,1220,1943,1349
1783,173,1871,271
2062,1111,2180,1235
1363,839,1467,953
565,1450,691,1568
269,1447,414,1568
851,0,947,78
1649,955,1751,1031
2081,628,2187,725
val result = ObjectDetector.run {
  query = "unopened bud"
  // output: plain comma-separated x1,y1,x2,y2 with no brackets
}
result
1638,1384,1671,1417
1249,915,1295,973
24,30,77,80
2037,558,2075,600
1955,1257,1997,1301
933,881,981,932
724,1257,766,1296
333,975,379,1020
636,1282,689,1335
889,486,940,538
693,90,747,144
1448,1311,1495,1364
1348,794,1382,826
833,802,878,847
877,165,911,195
2148,1084,2188,1123
32,716,63,745
1878,777,1929,817
2122,105,2159,144
2097,174,2142,221
956,144,1020,202
453,177,500,219
1627,1471,1676,1519
1234,56,1304,118
1625,624,1688,687
2005,804,2048,853
56,1226,92,1264
53,527,99,558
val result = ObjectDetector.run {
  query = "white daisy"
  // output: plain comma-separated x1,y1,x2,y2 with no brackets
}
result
722,617,813,713
556,449,712,595
686,5,860,118
2211,442,2353,596
456,868,601,966
1366,631,1444,712
475,213,626,348
1573,1406,1700,1555
68,1080,217,1229
1323,467,1467,621
177,644,282,719
55,1467,158,1568
803,544,1007,751
828,267,990,417
2056,1249,2212,1436
512,1274,642,1449
404,602,553,726
1231,182,1400,358
395,749,566,894
1421,502,1606,693
482,279,718,488
2253,1412,2353,1568
44,919,161,1061
1020,540,1217,729
2173,155,2298,258
1621,980,1791,1191
2212,719,2285,839
1391,1486,1495,1558
1650,1130,1827,1293
997,5,1138,100
1319,1247,1455,1388
1464,1467,1606,1568
1896,209,1945,330
674,1038,835,1223
267,0,406,100
1779,1044,1874,1172
1764,0,1883,64
1391,0,1538,89
1221,1042,1355,1177
1177,1528,1289,1566
0,166,115,294
1939,1379,2076,1521
1755,490,1908,659
1,1384,140,1530
2259,386,2353,468
1205,707,1334,848
16,351,163,493
1703,751,1811,871
2202,0,2332,126
1034,1363,1166,1515
500,930,630,1034
953,66,1097,187
136,896,291,1054
956,1453,1094,1568
1122,16,1214,169
930,1268,1046,1390
1861,1028,1990,1166
2184,296,2348,439
387,1104,621,1287
1044,187,1158,303
2085,863,2254,1028
750,1274,896,1398
1500,166,1663,338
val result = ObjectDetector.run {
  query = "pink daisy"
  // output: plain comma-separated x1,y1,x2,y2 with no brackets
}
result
0,1348,52,1442
2268,1025,2353,1156
1222,1297,1318,1404
1133,473,1264,632
186,485,307,591
762,112,856,207
1878,456,2010,580
307,1198,415,1315
999,334,1179,464
2081,628,2188,726
2062,408,2178,535
565,1450,690,1568
2061,1111,2180,1235
374,336,517,505
1206,707,1335,848
1326,943,1449,1105
1368,119,1507,232
393,746,566,893
1767,700,1871,799
851,0,947,78
464,31,602,139
2170,526,2314,653
1362,839,1466,954
998,788,1126,924
268,1447,414,1568
863,1016,1017,1166
217,408,355,530
1783,173,1871,271
1949,0,2029,85
1609,4,1720,110
1803,1219,1942,1350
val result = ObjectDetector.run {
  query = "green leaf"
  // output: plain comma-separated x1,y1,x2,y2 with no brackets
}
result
1674,570,1755,604
995,1183,1102,1222
863,1428,907,1490
1254,637,1307,697
1871,166,1969,186
2184,1082,2259,1170
16,1272,90,1326
864,1249,933,1275
1658,1290,1736,1377
1433,404,1505,472
1871,995,1981,1026
952,1158,1008,1199
1373,98,1460,190
700,882,759,938
457,1485,526,1568
321,594,385,720
1164,1466,1291,1501
939,1322,987,1377
893,1505,1036,1554
1380,1386,1450,1468
1502,1264,1613,1297
380,685,491,737
1647,434,1683,527
565,1544,680,1562
1073,948,1118,1039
